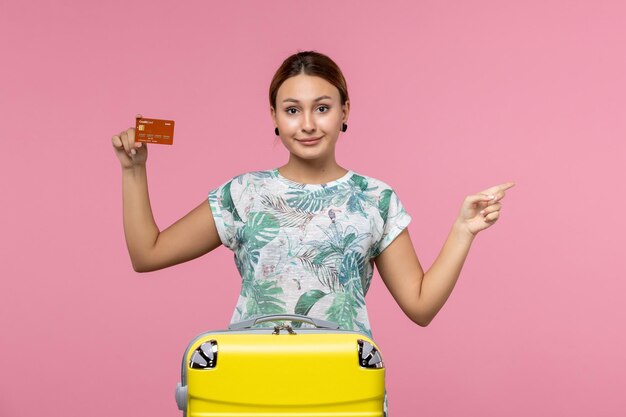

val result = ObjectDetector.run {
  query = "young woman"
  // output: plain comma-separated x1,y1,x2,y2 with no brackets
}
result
111,50,514,415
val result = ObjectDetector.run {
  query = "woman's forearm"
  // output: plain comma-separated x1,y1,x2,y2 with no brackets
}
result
418,218,475,325
122,164,160,271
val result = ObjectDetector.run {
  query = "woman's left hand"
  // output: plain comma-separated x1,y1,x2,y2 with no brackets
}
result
457,182,516,237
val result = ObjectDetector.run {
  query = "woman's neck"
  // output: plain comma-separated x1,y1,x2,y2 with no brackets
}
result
278,158,348,185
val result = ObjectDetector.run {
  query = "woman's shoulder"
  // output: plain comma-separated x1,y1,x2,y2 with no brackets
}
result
225,168,278,186
349,170,396,194
210,169,275,198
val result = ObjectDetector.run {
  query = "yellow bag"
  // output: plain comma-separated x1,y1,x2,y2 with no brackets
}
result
175,314,386,417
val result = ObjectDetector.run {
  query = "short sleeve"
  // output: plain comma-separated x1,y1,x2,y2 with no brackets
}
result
371,188,412,258
207,177,242,251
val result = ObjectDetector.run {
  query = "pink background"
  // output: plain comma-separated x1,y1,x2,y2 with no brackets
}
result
1,1,625,416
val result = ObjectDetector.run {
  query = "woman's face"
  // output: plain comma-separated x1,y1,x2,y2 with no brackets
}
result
271,74,349,161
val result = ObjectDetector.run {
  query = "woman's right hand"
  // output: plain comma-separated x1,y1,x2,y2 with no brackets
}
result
112,113,148,169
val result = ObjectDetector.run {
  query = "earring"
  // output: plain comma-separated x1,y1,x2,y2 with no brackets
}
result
275,127,279,136
341,123,348,132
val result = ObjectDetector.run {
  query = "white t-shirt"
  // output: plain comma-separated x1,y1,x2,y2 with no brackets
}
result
208,167,412,340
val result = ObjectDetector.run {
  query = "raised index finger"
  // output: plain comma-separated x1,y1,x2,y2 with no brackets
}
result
498,182,516,191
480,182,515,197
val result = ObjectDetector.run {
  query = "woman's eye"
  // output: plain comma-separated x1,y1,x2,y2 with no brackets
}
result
286,106,329,115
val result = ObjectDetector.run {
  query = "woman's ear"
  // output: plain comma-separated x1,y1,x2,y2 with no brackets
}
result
270,106,276,124
342,100,350,123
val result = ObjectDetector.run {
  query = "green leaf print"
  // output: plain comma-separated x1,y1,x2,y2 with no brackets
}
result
344,176,379,218
285,187,350,212
346,194,368,216
312,246,341,266
378,189,392,222
259,194,316,230
301,222,373,292
325,292,359,331
354,320,373,338
298,246,340,291
294,289,328,315
343,232,357,248
241,212,280,250
338,251,360,286
220,181,242,222
312,223,371,259
234,237,260,284
338,252,366,308
350,174,370,192
293,289,328,328
246,170,276,182
243,279,287,323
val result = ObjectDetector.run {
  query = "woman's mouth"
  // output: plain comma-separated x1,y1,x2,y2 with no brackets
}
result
297,136,322,146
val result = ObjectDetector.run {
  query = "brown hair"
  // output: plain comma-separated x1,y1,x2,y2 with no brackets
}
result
269,50,349,109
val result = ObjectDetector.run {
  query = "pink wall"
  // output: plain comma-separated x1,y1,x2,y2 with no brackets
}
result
1,1,625,416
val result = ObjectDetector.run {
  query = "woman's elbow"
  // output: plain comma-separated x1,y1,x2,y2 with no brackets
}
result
415,319,431,327
411,311,433,327
131,258,152,273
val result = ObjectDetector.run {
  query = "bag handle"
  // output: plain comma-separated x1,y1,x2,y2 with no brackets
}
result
228,313,340,330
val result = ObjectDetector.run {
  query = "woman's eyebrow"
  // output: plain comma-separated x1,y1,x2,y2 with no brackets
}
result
282,95,332,103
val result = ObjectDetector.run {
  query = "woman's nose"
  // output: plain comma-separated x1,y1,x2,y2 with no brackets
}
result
301,112,316,131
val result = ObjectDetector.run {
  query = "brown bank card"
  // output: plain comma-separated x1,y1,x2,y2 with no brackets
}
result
135,117,175,145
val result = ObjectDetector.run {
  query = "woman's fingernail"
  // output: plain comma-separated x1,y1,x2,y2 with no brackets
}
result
131,149,136,155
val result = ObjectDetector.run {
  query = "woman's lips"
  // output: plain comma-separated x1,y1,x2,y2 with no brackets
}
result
297,136,322,145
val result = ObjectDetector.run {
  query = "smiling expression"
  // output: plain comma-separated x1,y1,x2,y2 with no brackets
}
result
271,73,350,160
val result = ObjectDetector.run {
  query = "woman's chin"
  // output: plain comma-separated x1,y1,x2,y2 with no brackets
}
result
286,140,337,158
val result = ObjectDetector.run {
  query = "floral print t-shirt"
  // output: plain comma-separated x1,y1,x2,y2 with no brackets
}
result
208,167,412,338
